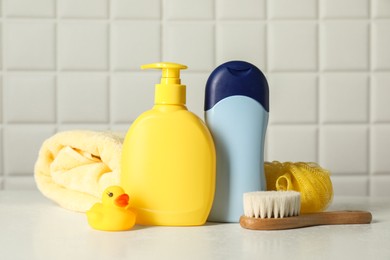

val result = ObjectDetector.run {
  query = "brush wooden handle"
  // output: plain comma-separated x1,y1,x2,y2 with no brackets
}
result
240,211,372,230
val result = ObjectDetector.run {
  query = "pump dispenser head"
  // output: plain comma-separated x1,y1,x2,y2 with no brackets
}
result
141,62,188,105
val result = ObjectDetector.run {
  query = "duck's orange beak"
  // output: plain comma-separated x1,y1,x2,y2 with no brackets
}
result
115,193,129,207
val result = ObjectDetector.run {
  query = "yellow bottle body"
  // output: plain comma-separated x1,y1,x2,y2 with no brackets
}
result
121,105,216,226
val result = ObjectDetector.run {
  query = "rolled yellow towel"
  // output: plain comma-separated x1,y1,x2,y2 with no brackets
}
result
34,130,124,212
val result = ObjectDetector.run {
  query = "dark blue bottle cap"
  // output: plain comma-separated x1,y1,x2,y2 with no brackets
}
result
204,61,269,112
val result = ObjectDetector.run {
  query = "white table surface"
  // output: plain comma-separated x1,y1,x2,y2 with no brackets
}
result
1,190,389,260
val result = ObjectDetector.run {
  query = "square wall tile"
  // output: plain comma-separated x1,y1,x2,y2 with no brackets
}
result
0,24,2,68
371,73,390,123
181,73,208,119
111,72,157,123
58,0,108,18
111,0,161,19
216,0,265,19
372,0,390,18
4,177,36,190
58,22,108,70
320,73,369,123
5,22,55,70
0,78,2,122
320,21,368,71
320,126,368,175
166,0,213,20
268,21,317,71
5,75,56,123
4,126,55,176
0,25,2,69
268,73,317,123
370,176,390,196
268,0,317,19
331,176,368,196
4,0,55,17
0,128,3,176
372,21,390,71
267,125,318,162
58,74,109,123
320,0,369,18
111,22,160,71
216,22,266,70
371,125,390,175
164,22,214,71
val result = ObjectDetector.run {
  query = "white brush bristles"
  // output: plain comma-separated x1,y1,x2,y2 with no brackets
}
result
243,191,301,219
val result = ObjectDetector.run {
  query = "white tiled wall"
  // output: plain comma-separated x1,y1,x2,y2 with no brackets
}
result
1,0,389,197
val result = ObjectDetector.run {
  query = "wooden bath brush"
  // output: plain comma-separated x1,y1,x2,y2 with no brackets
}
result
240,191,372,230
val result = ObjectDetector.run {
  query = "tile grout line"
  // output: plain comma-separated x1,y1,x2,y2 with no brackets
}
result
264,0,268,73
55,0,59,132
0,0,4,188
213,0,217,69
367,0,372,196
316,0,321,165
264,0,269,160
107,0,112,129
1,0,8,188
161,0,166,62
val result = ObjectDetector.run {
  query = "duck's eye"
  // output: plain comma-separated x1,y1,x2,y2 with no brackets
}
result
107,192,113,197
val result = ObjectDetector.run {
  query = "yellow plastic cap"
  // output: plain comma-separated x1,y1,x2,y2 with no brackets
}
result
141,62,188,105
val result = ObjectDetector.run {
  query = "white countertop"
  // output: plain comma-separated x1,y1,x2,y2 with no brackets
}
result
1,190,390,260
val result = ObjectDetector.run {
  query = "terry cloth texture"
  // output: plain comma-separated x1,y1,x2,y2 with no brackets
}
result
34,130,124,212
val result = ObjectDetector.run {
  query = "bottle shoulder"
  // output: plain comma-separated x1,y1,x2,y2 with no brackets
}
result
123,107,213,146
122,106,215,156
130,107,205,128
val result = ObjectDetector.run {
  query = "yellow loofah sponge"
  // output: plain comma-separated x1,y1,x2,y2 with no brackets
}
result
265,161,333,213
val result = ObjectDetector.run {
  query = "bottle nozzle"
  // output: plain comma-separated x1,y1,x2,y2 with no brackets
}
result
141,62,187,84
141,62,188,105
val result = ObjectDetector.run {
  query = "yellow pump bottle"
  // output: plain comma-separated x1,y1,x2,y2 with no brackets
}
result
121,62,216,226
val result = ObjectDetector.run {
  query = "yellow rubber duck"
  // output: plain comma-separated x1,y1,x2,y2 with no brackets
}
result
86,186,136,231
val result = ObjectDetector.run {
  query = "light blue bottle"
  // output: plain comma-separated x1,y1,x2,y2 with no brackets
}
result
205,61,269,223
